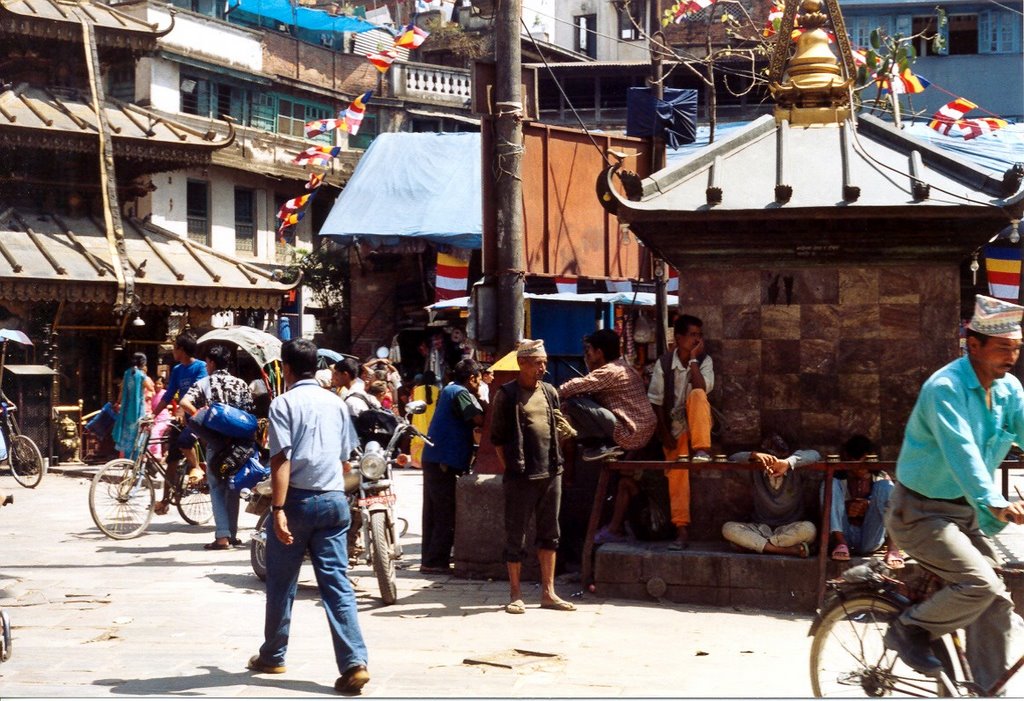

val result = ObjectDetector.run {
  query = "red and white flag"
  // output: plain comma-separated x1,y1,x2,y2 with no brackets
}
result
367,49,398,73
555,276,578,294
293,145,341,166
341,91,372,136
666,266,679,293
435,251,469,302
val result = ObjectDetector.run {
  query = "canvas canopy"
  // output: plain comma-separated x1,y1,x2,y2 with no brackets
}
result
319,132,482,250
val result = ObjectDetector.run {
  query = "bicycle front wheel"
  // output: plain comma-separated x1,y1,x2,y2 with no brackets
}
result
176,474,213,526
810,595,950,697
89,459,154,539
9,435,44,488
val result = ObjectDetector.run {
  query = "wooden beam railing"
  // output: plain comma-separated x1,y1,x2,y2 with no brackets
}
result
582,459,1023,611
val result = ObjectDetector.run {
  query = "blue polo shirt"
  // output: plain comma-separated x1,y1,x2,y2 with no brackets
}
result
896,355,1021,535
167,359,208,403
268,379,358,491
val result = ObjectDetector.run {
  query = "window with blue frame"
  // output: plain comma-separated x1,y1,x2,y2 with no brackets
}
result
979,10,1021,54
847,15,894,48
276,97,334,143
180,72,256,125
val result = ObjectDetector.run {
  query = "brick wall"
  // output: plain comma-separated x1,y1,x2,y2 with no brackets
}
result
263,34,378,95
676,263,960,459
347,250,426,360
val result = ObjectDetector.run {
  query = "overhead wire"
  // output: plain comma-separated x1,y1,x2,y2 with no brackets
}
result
520,15,613,167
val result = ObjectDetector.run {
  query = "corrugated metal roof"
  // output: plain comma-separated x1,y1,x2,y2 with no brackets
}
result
352,27,409,60
0,0,163,35
0,85,232,149
0,208,297,309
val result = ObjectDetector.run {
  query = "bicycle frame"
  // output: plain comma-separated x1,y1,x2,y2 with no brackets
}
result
813,562,1024,697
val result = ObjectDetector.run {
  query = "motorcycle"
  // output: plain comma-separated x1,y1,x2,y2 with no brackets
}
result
247,400,429,606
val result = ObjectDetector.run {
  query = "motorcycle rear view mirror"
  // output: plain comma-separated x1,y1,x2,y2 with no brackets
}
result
405,400,428,415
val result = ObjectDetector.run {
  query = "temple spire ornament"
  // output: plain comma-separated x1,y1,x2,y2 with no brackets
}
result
768,0,856,126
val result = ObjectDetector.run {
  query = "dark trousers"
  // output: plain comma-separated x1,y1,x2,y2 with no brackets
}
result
422,461,459,568
503,474,562,562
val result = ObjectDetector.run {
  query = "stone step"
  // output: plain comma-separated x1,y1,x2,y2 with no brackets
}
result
593,539,1024,614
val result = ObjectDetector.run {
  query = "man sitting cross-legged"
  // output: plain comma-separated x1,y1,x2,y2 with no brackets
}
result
722,434,820,558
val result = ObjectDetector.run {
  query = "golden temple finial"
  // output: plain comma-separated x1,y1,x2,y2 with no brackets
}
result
769,0,853,126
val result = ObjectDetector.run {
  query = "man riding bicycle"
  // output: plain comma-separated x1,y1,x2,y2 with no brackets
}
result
885,294,1024,691
151,333,208,516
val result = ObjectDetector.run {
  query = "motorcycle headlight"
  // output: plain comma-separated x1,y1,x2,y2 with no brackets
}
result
359,452,387,481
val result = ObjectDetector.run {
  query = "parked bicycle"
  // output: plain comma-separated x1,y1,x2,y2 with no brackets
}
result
88,417,212,539
809,557,1024,697
1,400,44,489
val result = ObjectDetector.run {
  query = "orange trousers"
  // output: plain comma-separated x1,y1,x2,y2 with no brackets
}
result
663,389,712,527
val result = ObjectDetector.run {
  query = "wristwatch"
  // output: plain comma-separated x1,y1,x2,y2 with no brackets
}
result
688,358,699,365
272,505,285,512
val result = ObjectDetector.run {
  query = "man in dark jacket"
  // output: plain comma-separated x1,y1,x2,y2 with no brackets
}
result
490,339,576,614
420,359,483,574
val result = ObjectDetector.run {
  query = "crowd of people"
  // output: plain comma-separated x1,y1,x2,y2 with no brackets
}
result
93,290,1024,693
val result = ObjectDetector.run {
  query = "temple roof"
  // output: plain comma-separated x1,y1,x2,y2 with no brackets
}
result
0,0,169,46
598,0,1024,266
0,85,233,173
600,114,1024,264
0,208,297,309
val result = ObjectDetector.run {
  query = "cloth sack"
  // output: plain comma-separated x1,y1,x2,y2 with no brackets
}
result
189,403,257,441
228,453,270,492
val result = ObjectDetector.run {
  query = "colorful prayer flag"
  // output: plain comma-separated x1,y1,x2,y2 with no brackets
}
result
928,98,1008,140
957,117,1008,141
554,277,578,294
878,67,930,95
395,23,429,49
277,210,304,240
435,251,469,302
341,91,372,136
668,0,714,21
367,48,398,73
762,2,783,36
929,98,978,135
292,145,342,166
305,172,324,190
304,117,343,138
985,243,1022,303
277,194,311,219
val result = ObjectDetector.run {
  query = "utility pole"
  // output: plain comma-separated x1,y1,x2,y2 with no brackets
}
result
650,0,669,355
494,0,525,353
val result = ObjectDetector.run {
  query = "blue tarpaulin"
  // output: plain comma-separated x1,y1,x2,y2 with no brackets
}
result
228,0,382,45
319,132,482,250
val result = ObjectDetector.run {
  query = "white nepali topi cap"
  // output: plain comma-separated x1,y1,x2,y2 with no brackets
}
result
516,338,546,357
967,294,1024,339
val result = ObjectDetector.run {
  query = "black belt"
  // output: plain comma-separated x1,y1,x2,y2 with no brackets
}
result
900,483,968,506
